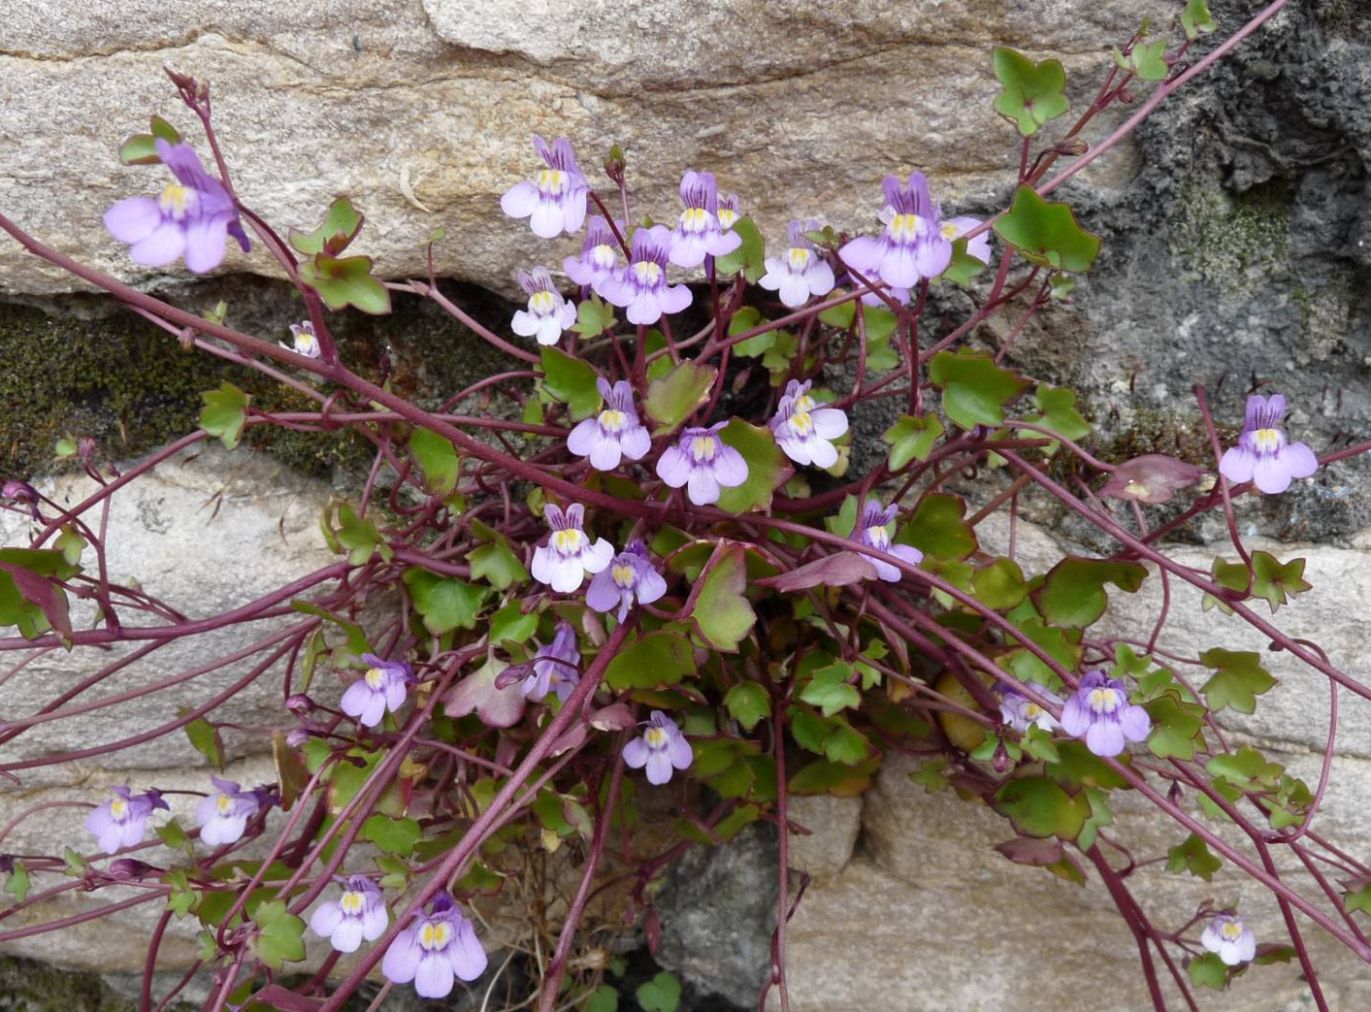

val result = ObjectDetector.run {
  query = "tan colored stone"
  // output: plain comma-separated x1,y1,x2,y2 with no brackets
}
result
787,793,861,881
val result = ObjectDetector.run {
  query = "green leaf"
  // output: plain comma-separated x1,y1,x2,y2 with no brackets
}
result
539,347,602,421
360,815,422,856
1035,558,1147,629
199,382,249,450
799,662,861,717
333,504,382,566
299,254,391,315
119,135,160,166
992,47,1070,136
1144,693,1205,760
289,197,365,257
727,306,775,357
995,777,1088,839
0,552,72,639
789,757,880,796
900,493,977,561
185,717,225,770
882,413,944,470
1343,882,1371,916
822,718,873,765
410,429,459,495
1127,40,1169,81
467,536,529,590
1020,384,1091,447
715,217,765,282
973,558,1028,610
1045,740,1128,791
928,349,1031,430
941,238,988,286
403,567,488,634
1206,746,1284,791
1167,833,1222,881
603,630,696,690
993,186,1102,273
824,494,860,537
572,294,617,338
646,361,717,434
691,544,755,651
1181,0,1216,39
583,984,619,1012
1200,649,1277,715
909,756,950,793
716,419,787,515
1075,786,1113,853
489,602,538,645
635,971,682,1012
55,526,86,567
1249,551,1311,613
4,861,30,903
724,683,771,731
1187,952,1229,990
251,900,306,970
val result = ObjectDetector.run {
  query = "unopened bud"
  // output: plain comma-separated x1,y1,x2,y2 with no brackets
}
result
286,693,314,717
604,144,626,187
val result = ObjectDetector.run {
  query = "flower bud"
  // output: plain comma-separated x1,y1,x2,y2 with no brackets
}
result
286,693,315,717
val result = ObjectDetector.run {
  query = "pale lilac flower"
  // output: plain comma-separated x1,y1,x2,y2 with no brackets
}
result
281,320,321,358
564,216,621,289
382,893,487,998
1218,394,1318,495
623,710,692,785
341,653,415,728
499,136,588,239
668,170,742,268
858,279,911,308
1060,671,1151,758
716,193,742,232
519,621,581,703
586,540,668,622
567,378,651,470
530,503,614,593
1100,454,1205,505
104,139,250,273
999,683,1062,733
510,267,576,347
309,875,388,954
759,219,836,308
85,786,167,855
939,215,992,263
770,380,848,468
1201,913,1256,966
195,777,275,846
853,500,923,582
655,422,748,506
596,225,692,325
839,172,952,289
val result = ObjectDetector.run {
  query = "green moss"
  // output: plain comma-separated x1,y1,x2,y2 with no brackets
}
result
0,953,163,1011
1170,178,1293,294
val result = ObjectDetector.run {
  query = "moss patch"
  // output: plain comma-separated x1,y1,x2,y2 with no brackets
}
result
1169,178,1293,295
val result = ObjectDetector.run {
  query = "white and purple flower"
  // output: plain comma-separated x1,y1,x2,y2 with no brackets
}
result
667,170,742,268
341,653,415,728
596,224,692,326
853,500,923,582
998,683,1062,734
840,172,953,289
1060,671,1151,758
566,378,651,471
519,621,581,703
770,380,848,468
586,540,668,622
940,215,992,264
309,875,389,954
381,893,487,998
564,216,622,290
530,503,614,593
104,139,250,273
1218,394,1318,495
511,267,577,347
1201,913,1257,966
195,777,275,846
500,136,588,239
281,320,321,359
85,786,168,855
655,422,749,506
623,710,693,785
716,193,742,232
759,219,836,309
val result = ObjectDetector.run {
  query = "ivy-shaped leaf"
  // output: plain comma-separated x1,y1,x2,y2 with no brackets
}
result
251,900,306,970
715,217,766,282
995,777,1088,840
1181,0,1216,39
1167,833,1222,881
992,47,1070,136
1249,550,1311,613
603,630,696,690
1034,557,1147,629
403,567,488,634
1187,952,1229,990
573,294,617,338
290,197,365,257
993,186,1102,273
199,382,249,450
928,349,1031,430
1143,692,1205,760
1018,384,1091,450
646,361,716,434
299,255,391,315
410,429,459,495
1122,40,1169,82
466,520,528,590
900,493,977,561
539,347,602,421
972,557,1028,610
882,413,944,470
1200,649,1276,714
716,419,787,515
691,544,755,652
799,661,861,717
724,683,771,731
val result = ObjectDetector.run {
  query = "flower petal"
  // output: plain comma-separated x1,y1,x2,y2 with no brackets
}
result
104,196,162,243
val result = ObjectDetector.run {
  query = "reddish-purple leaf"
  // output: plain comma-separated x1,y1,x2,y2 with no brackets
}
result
760,552,878,592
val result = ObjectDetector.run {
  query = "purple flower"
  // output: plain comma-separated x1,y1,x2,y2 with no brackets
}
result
530,503,613,593
853,500,923,582
567,378,651,470
281,321,321,359
564,216,621,289
839,172,952,289
382,893,487,998
586,540,668,622
341,654,415,728
759,219,836,308
511,267,576,346
998,683,1062,733
770,380,848,468
668,170,742,268
499,136,588,239
1060,671,1151,758
1,479,41,521
939,215,992,263
655,422,748,505
1218,394,1318,494
195,777,274,846
85,786,167,855
716,193,742,232
104,139,250,273
623,710,692,785
596,225,692,325
1100,454,1205,505
1201,913,1256,966
519,621,581,703
309,875,388,953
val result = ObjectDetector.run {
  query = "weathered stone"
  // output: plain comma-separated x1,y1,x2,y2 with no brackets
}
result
786,794,861,881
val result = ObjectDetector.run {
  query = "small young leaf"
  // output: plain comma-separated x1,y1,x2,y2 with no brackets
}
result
882,413,944,470
1167,833,1222,881
1181,0,1216,39
299,255,391,315
1200,649,1276,715
573,293,617,337
635,971,682,1012
724,683,771,731
199,382,249,450
992,47,1070,136
715,217,765,281
928,349,1031,430
289,197,365,257
185,717,225,770
410,429,459,495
